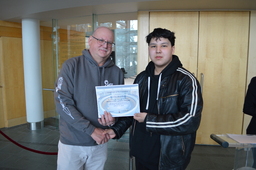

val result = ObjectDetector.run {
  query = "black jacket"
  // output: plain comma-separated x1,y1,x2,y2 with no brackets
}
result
130,55,203,170
243,76,256,135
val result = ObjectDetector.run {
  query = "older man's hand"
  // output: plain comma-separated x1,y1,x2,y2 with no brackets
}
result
98,111,115,126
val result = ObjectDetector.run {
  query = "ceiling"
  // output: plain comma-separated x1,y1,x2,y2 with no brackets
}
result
0,0,256,27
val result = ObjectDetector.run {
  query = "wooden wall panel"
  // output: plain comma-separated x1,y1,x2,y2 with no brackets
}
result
196,12,249,144
0,38,6,128
0,37,26,127
137,11,150,74
149,12,199,76
0,21,22,38
0,21,21,27
0,27,22,38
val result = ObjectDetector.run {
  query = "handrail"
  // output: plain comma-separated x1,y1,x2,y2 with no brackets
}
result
43,88,54,92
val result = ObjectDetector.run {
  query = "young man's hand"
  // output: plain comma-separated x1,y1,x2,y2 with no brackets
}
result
104,129,116,139
134,112,147,123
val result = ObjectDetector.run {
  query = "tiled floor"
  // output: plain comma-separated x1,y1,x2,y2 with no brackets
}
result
0,118,237,170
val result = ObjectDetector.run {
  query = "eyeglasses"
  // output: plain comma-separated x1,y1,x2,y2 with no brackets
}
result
91,36,115,47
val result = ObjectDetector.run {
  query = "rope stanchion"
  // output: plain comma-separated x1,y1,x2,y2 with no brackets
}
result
0,130,58,155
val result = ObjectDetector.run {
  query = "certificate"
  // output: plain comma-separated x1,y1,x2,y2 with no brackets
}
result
95,84,140,118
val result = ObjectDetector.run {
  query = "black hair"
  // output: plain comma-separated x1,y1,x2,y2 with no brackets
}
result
146,28,176,46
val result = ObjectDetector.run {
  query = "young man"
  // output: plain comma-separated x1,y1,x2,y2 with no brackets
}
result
54,26,131,170
102,27,203,169
130,28,203,170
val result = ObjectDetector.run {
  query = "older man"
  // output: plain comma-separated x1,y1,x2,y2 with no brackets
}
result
54,26,131,170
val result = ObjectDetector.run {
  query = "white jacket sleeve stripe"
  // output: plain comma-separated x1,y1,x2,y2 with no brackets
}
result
146,68,199,128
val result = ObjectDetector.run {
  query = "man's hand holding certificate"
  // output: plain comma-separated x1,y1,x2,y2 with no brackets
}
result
95,84,140,118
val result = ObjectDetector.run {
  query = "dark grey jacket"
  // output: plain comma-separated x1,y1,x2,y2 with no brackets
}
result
54,49,125,146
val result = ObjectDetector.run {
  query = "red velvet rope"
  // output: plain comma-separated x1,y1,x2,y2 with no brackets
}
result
0,130,58,155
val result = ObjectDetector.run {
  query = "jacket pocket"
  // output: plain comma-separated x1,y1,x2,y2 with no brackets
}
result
160,135,186,168
160,94,179,114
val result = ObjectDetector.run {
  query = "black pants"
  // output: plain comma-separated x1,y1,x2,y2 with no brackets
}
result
247,126,256,169
135,158,158,170
252,148,256,168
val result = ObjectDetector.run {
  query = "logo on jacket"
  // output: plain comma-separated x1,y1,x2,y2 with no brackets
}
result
104,80,113,86
56,77,63,92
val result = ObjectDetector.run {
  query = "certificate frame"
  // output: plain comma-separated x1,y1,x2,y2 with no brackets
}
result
95,84,140,118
